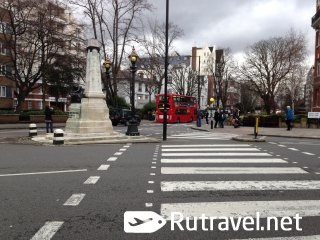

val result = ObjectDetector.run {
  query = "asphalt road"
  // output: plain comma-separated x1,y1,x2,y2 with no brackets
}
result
1,123,320,239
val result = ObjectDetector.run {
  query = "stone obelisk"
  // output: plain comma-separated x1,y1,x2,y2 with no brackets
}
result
65,39,114,135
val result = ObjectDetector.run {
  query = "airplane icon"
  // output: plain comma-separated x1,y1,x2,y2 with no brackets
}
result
129,217,153,227
124,211,167,233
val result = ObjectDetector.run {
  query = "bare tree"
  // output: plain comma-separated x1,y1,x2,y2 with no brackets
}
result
240,30,307,114
170,65,198,96
140,20,184,94
0,0,77,112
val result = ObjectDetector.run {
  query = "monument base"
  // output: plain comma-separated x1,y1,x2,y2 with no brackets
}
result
65,98,113,135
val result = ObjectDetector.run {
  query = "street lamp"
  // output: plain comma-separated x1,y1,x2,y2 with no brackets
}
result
103,56,112,102
126,46,140,136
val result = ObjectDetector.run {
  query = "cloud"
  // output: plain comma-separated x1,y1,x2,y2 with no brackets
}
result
147,0,315,65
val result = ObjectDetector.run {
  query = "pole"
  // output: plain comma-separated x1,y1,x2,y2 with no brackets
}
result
198,56,201,108
163,0,169,141
131,65,136,116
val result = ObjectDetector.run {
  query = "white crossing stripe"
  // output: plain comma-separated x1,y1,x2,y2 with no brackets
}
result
162,152,272,157
161,158,287,163
161,200,320,220
162,144,251,148
161,167,308,175
31,221,64,240
232,235,320,240
63,193,86,206
97,164,110,171
161,180,320,192
84,176,100,184
162,148,259,152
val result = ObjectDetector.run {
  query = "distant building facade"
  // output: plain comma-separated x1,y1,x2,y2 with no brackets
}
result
311,0,320,111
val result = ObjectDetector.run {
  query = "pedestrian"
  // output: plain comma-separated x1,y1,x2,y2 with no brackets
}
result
214,109,220,128
205,109,209,124
219,110,226,128
45,106,54,133
285,105,294,131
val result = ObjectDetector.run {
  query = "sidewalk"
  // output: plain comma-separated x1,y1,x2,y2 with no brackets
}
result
0,123,66,130
192,122,320,140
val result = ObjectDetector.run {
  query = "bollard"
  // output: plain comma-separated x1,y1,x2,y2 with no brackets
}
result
254,116,259,139
29,123,37,137
53,129,64,145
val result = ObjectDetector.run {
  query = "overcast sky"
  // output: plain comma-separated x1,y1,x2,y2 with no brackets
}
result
147,0,315,64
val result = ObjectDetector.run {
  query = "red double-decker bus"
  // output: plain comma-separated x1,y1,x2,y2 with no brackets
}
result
155,93,198,123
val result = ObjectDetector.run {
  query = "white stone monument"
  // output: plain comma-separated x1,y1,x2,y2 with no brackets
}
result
65,38,114,135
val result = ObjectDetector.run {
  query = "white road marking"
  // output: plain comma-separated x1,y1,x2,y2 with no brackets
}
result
278,145,286,147
119,148,127,151
161,180,320,192
0,169,87,177
162,148,259,152
162,152,272,157
161,158,286,164
161,200,320,220
151,166,156,169
84,176,100,184
150,173,156,176
152,162,156,164
107,156,118,161
161,144,251,148
145,203,153,207
123,145,130,148
147,190,154,194
97,164,110,171
161,167,308,175
63,193,86,206
148,181,154,184
31,221,64,240
288,148,299,151
114,152,123,156
302,152,315,156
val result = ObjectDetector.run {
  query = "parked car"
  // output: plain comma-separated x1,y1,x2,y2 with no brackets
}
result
109,108,141,126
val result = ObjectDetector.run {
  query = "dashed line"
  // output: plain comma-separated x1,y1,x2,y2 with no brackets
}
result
302,152,315,156
0,169,87,177
288,148,299,151
150,173,156,176
97,164,110,171
148,181,154,184
147,190,154,194
123,145,130,148
63,193,86,206
114,152,123,156
152,162,156,164
268,142,277,144
151,166,156,169
31,221,64,240
84,176,100,184
278,145,286,147
303,167,309,169
292,162,298,164
107,156,118,161
119,148,127,151
145,203,153,207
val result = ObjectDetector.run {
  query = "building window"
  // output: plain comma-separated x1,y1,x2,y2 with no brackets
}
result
317,61,320,76
0,42,6,55
138,82,142,92
0,65,6,75
28,101,32,110
0,86,6,97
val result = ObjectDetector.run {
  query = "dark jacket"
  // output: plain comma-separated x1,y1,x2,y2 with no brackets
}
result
45,107,54,121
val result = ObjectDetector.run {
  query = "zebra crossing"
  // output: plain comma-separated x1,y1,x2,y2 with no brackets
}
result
167,131,239,140
159,143,320,238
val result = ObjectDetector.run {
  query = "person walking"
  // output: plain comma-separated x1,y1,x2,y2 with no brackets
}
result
219,110,226,128
285,105,294,131
45,106,54,133
214,109,220,128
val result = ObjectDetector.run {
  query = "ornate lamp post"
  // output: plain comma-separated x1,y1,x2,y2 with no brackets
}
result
103,56,112,102
126,46,140,136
